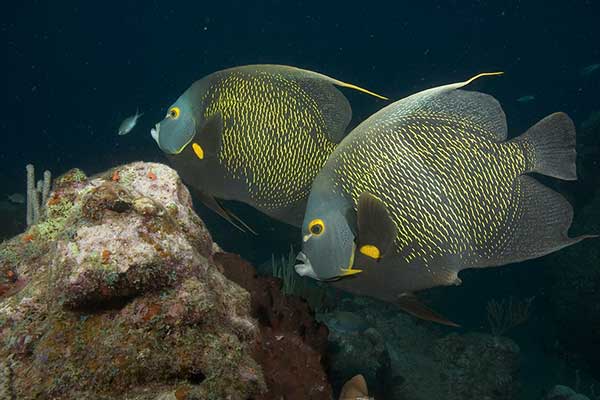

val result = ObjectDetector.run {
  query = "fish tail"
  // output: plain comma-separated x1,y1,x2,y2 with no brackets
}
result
514,112,577,180
482,175,596,267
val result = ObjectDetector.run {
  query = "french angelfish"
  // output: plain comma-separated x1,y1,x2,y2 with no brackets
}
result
296,72,596,326
151,64,386,231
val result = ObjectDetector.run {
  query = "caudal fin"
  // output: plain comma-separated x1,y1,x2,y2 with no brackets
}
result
516,112,577,180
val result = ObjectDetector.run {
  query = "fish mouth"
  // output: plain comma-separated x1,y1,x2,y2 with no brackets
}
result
150,123,160,144
295,252,318,279
295,251,353,282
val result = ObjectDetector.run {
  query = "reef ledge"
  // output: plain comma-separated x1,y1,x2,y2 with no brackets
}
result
0,161,331,400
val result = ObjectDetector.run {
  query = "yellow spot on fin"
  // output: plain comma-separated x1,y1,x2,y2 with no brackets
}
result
335,80,389,100
192,143,204,160
356,192,396,261
359,244,380,260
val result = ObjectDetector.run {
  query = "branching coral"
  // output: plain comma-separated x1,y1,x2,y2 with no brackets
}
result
486,296,534,337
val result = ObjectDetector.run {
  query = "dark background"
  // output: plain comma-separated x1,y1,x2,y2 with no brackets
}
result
1,1,600,391
2,0,599,185
4,0,599,255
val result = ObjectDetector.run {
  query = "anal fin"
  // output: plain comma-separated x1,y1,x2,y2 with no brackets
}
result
226,206,258,235
397,292,460,327
195,190,257,235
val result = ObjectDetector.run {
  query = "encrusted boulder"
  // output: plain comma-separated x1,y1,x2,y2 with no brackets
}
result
432,333,520,400
319,295,521,400
0,162,328,399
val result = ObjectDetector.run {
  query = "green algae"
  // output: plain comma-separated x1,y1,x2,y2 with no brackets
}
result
54,168,87,188
0,245,19,267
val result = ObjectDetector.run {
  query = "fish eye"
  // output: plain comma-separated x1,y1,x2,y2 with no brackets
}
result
168,107,181,119
308,219,325,236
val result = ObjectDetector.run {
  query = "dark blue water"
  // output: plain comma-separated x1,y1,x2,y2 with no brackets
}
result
2,1,600,398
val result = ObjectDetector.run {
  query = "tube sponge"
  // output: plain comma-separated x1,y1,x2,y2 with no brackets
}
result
42,170,51,207
25,165,53,226
26,164,34,226
32,180,41,225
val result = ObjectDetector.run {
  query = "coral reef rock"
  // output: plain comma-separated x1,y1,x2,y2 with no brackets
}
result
319,295,521,400
216,253,332,400
0,162,329,399
544,385,592,400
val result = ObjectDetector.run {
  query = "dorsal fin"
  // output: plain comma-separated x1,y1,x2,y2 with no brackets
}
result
328,79,388,100
230,65,388,144
287,67,388,143
383,72,507,142
273,65,389,100
292,77,353,144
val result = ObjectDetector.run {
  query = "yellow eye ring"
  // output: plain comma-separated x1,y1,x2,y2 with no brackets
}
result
308,219,325,236
168,107,180,119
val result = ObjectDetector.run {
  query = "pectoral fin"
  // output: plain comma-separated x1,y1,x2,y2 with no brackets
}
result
397,292,460,327
192,112,224,160
195,190,257,235
354,192,396,264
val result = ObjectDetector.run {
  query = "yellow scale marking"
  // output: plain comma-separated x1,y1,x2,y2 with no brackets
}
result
333,110,526,269
201,72,336,211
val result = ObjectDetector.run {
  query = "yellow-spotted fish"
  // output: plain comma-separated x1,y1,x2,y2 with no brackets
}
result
151,64,387,230
296,73,596,326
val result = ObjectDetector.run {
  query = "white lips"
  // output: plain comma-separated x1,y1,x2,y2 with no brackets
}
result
295,251,318,279
150,123,160,144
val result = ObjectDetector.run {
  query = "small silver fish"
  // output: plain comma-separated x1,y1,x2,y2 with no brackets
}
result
580,63,600,77
7,193,25,204
118,110,143,136
517,95,535,103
